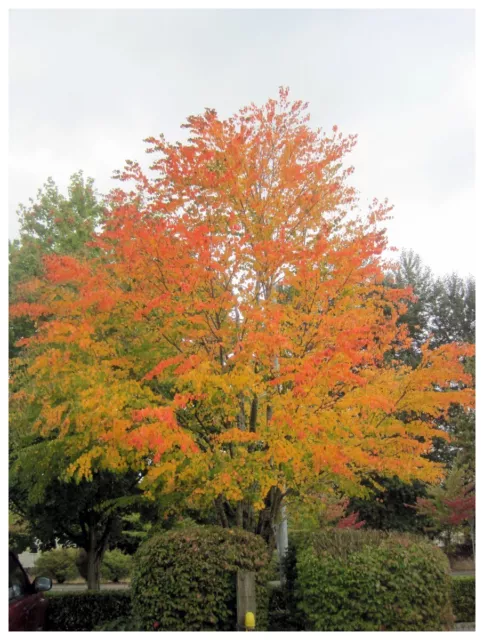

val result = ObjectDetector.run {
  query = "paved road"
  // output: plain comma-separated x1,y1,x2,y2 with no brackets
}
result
51,583,130,592
52,573,473,591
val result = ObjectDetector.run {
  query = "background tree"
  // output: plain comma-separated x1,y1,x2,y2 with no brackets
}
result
427,272,475,475
10,91,474,560
8,511,37,555
425,273,475,478
109,512,153,556
412,464,475,557
349,476,431,534
10,171,103,273
389,249,437,360
430,273,475,348
9,172,104,358
352,252,475,539
9,448,149,590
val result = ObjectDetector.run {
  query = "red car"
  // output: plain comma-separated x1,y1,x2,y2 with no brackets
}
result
9,551,52,631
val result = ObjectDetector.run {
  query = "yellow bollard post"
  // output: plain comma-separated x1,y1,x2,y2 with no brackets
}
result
245,611,255,631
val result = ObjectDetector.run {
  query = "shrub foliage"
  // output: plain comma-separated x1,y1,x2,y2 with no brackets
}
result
290,529,453,631
131,526,271,631
34,548,78,584
451,576,475,623
101,549,133,582
45,591,131,631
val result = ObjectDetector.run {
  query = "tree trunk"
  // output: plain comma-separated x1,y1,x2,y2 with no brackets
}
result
469,517,475,560
444,528,452,558
214,495,230,529
275,502,289,581
256,486,283,551
236,502,244,528
237,393,247,431
86,548,102,591
85,522,109,591
249,396,258,432
214,489,283,550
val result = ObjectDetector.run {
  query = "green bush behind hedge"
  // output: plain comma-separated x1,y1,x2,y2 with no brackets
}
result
34,548,78,584
291,529,453,631
131,525,271,631
101,549,133,582
45,591,132,631
451,576,475,623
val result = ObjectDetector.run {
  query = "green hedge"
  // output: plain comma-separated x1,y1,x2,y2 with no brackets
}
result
45,591,132,631
268,582,301,632
131,525,271,631
289,529,453,631
451,576,475,623
94,615,142,631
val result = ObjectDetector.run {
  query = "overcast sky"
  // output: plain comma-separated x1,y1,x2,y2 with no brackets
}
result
9,9,475,277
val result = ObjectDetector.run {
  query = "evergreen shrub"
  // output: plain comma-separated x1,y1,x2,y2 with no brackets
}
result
33,548,78,584
290,529,453,631
101,549,132,582
131,525,271,631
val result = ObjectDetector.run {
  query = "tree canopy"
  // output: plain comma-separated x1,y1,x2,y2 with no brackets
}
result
10,89,474,544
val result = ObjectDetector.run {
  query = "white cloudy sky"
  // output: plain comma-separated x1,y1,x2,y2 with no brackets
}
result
9,8,475,277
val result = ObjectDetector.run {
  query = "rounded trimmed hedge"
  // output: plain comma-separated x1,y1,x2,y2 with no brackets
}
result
290,529,453,631
131,525,271,631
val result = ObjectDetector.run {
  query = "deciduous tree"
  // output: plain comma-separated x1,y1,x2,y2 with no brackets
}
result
10,90,474,553
9,173,155,590
412,465,475,557
353,254,475,535
9,172,104,358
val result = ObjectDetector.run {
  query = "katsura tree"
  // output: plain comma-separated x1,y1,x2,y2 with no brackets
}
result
9,354,173,590
10,89,474,558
